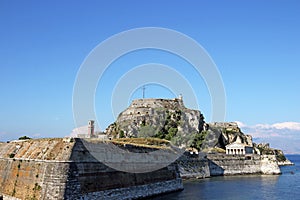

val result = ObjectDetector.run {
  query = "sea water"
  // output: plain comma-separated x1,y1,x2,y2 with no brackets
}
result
153,155,300,200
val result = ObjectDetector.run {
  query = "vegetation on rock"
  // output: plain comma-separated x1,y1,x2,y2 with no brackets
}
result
190,131,209,150
255,143,287,162
18,136,31,140
154,110,181,140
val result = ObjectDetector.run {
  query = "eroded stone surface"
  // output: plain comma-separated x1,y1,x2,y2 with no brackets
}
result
0,138,183,200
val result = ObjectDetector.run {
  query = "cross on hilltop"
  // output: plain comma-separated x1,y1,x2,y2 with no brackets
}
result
142,85,146,99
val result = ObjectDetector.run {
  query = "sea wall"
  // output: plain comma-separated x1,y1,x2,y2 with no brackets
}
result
64,138,183,200
0,138,183,200
64,160,182,200
208,154,262,176
177,153,281,178
177,153,210,179
207,154,280,176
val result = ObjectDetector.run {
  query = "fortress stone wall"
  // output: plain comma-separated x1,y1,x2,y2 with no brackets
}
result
0,138,183,200
117,98,186,122
177,153,281,179
0,138,282,199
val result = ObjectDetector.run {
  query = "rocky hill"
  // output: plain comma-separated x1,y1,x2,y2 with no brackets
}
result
106,98,206,147
105,98,252,151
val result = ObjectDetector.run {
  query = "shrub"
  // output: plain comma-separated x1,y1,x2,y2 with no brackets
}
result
119,130,125,138
34,183,42,191
276,154,286,162
191,130,209,150
18,136,31,140
9,153,15,158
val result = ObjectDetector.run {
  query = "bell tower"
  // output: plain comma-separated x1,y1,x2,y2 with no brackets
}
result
88,120,95,138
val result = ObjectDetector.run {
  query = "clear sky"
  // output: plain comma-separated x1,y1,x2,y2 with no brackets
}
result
1,1,299,153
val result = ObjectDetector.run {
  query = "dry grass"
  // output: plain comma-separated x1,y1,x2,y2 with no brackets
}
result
111,137,171,149
202,147,226,153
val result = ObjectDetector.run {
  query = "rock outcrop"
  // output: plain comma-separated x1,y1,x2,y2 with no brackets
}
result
201,122,253,151
106,98,205,145
254,143,294,165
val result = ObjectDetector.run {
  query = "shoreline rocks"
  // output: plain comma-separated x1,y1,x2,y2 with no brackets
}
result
278,159,294,166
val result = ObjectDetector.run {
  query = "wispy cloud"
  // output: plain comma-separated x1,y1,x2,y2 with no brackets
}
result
32,133,41,138
236,121,300,154
272,122,300,131
0,131,7,136
67,126,88,137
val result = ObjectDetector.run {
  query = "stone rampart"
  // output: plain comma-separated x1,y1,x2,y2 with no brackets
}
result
177,153,281,179
207,154,281,176
177,153,210,179
0,138,183,200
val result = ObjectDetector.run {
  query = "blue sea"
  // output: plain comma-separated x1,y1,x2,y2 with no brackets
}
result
153,155,300,200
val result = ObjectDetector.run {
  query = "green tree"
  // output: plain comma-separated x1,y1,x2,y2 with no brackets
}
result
119,130,125,138
191,130,208,150
18,136,31,140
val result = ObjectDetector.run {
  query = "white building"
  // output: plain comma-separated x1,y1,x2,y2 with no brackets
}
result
226,136,253,155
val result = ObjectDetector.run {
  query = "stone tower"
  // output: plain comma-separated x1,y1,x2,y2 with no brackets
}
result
178,94,183,101
88,120,94,138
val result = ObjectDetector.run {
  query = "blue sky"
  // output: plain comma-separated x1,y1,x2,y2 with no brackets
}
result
0,1,299,152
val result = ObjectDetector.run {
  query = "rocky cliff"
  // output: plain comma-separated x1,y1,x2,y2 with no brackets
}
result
105,99,248,152
254,143,293,165
200,122,253,151
106,98,205,147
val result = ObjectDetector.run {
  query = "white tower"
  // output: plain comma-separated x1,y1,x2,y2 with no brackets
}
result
88,120,94,138
178,94,183,101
